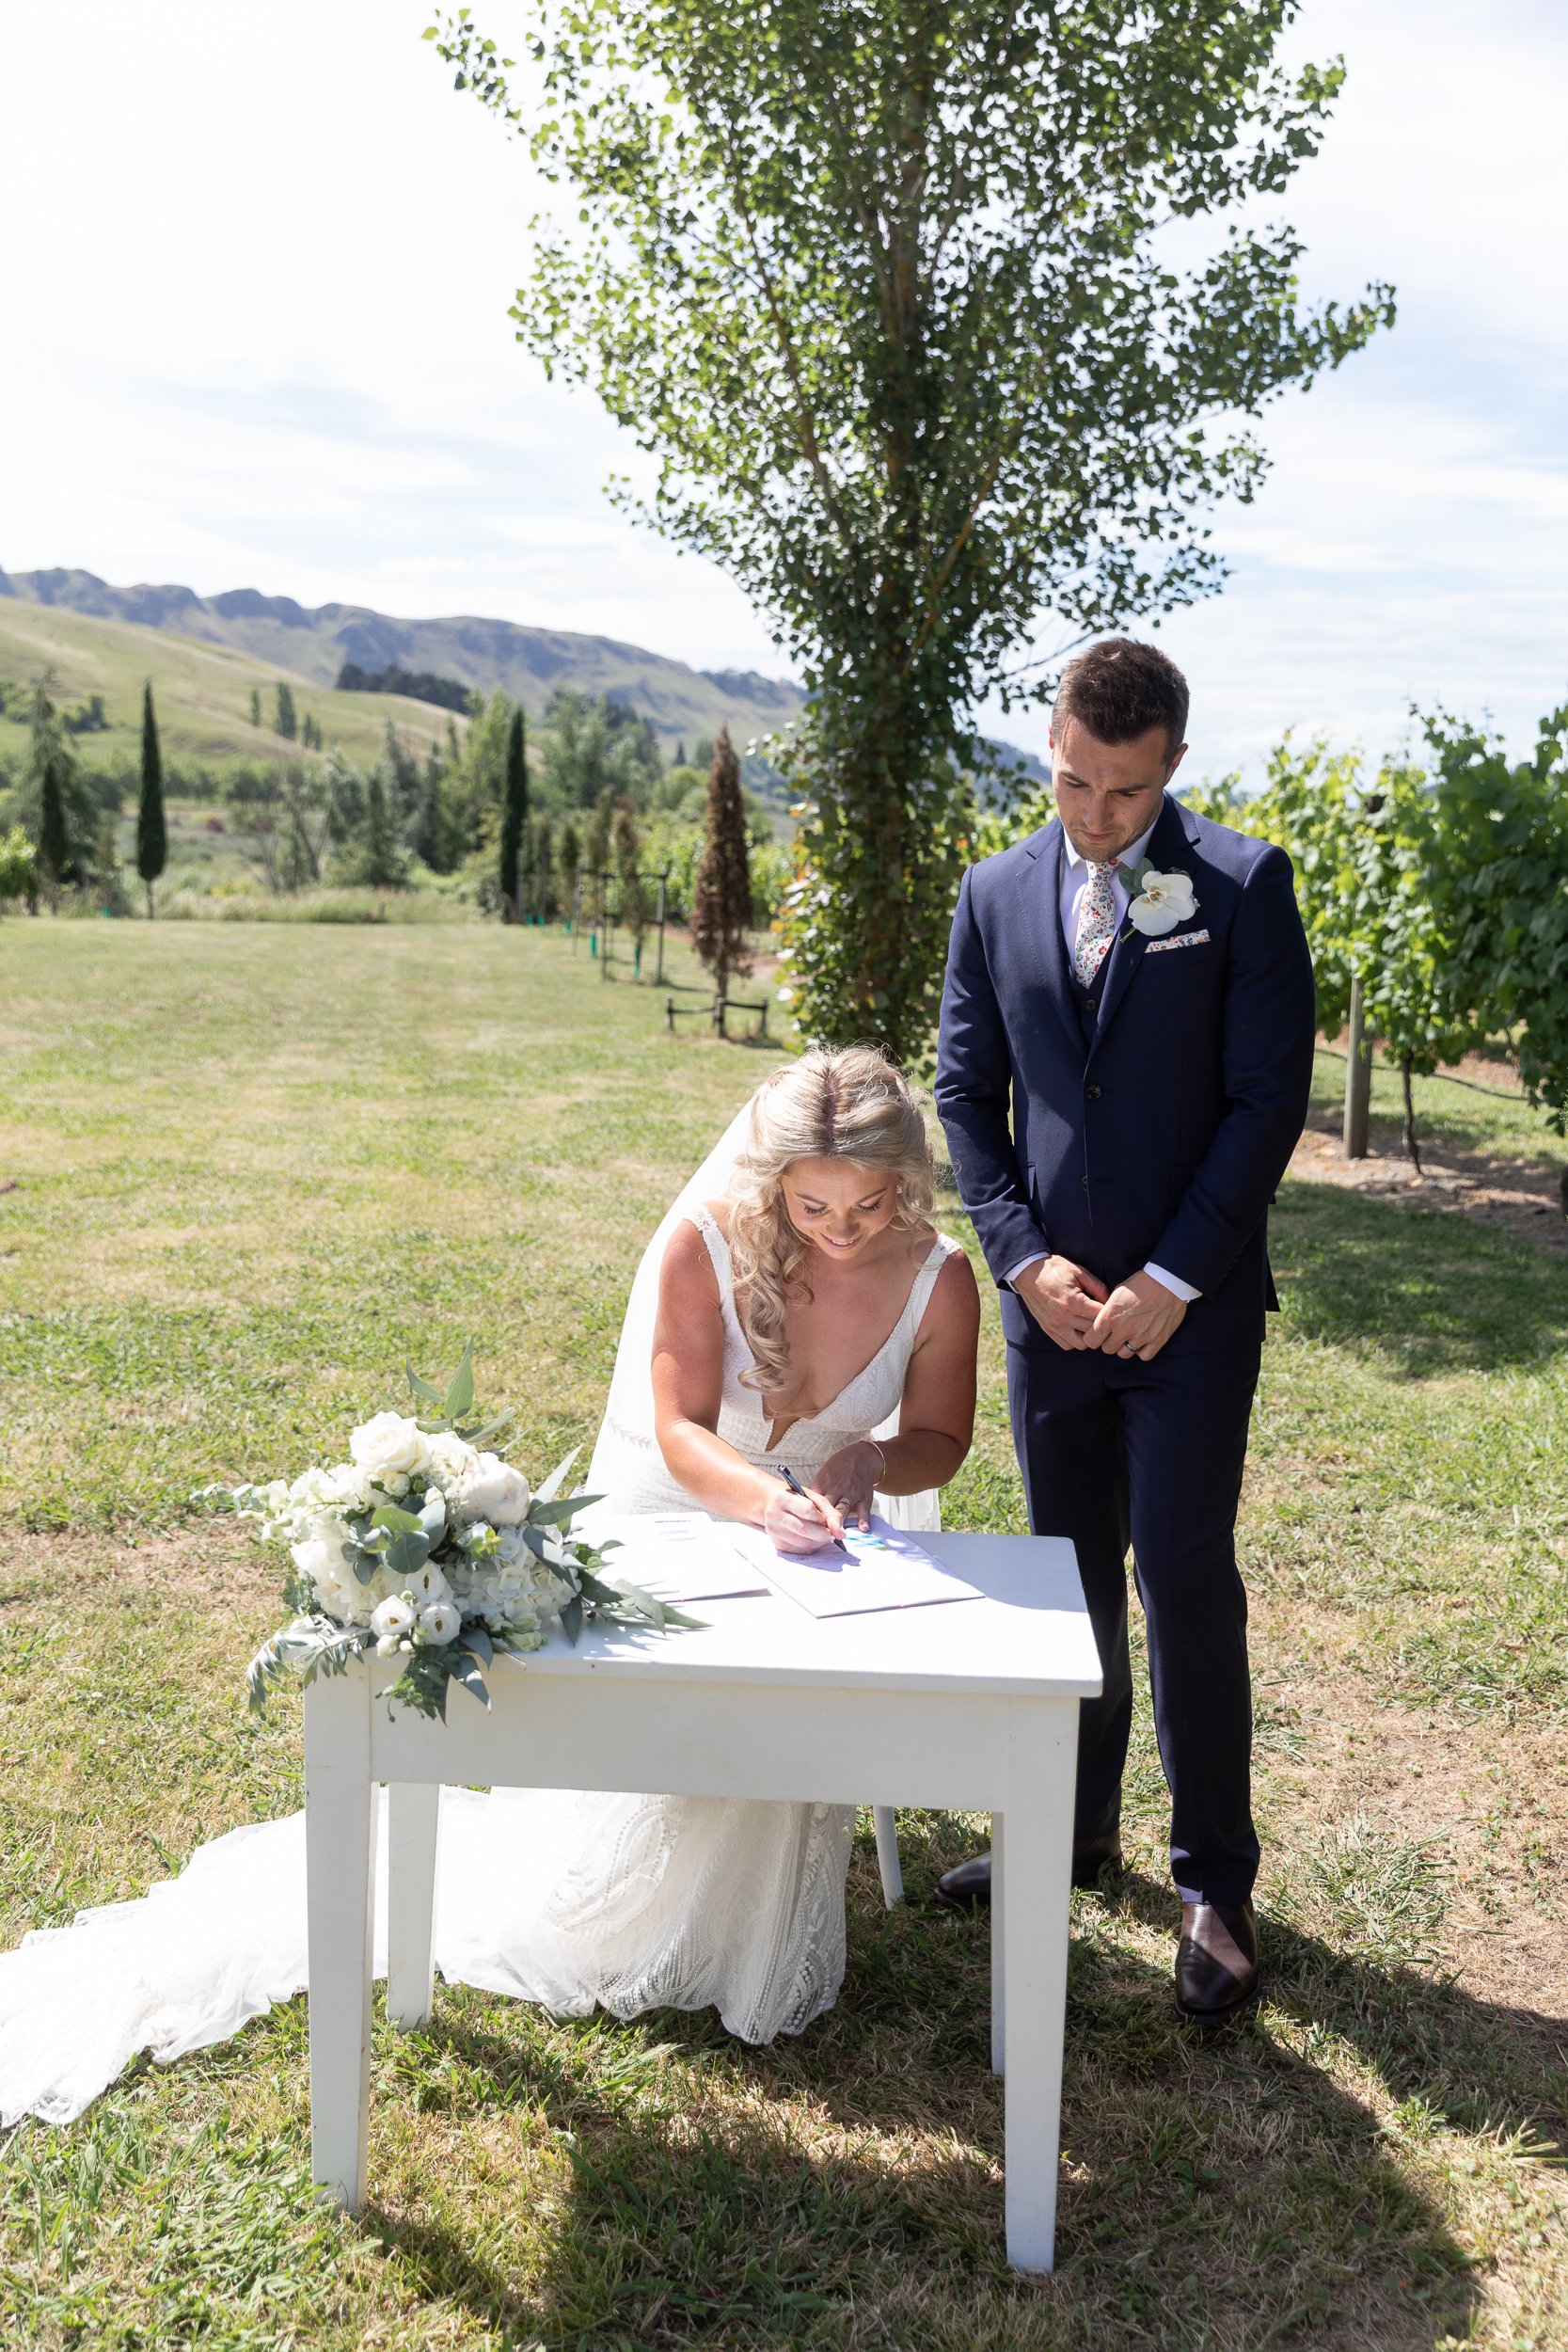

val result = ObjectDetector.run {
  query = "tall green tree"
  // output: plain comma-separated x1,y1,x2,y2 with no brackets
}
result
249,687,262,728
136,682,166,918
499,706,529,917
612,796,648,967
358,771,408,890
274,681,298,741
430,0,1392,1063
690,728,752,1002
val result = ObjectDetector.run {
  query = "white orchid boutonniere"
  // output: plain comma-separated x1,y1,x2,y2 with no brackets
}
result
1123,860,1198,938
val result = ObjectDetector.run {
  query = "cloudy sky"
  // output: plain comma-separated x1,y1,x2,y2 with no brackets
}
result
2,0,1564,779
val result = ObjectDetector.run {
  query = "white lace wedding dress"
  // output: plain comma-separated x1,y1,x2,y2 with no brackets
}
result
0,1180,961,2127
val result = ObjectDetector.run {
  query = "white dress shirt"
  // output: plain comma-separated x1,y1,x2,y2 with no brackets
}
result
1006,814,1201,1306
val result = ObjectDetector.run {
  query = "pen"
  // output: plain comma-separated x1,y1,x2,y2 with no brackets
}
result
774,1464,850,1554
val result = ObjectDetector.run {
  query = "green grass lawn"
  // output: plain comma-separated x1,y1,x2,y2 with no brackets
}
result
2,921,1566,2350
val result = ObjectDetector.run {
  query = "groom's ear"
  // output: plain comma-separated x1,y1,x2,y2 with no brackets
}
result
1165,740,1190,783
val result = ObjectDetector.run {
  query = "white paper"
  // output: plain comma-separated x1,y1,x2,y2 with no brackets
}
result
589,1511,770,1603
729,1514,983,1619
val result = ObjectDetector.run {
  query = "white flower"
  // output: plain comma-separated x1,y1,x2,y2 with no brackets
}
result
349,1413,433,1487
419,1600,462,1645
425,1430,481,1491
370,1594,416,1640
448,1451,531,1527
1126,867,1198,937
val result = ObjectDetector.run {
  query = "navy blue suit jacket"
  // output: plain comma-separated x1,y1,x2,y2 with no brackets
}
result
935,792,1316,1357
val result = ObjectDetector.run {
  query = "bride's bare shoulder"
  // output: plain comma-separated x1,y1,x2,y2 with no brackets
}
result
659,1206,726,1300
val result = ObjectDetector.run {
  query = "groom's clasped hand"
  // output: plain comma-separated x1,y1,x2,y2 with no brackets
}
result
1013,1255,1188,1360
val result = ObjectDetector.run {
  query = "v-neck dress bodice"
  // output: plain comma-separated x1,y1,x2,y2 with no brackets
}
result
598,1211,963,1518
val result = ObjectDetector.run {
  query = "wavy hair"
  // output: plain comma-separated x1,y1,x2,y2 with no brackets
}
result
725,1046,935,1395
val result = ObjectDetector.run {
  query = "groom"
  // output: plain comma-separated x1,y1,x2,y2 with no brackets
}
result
933,638,1315,2019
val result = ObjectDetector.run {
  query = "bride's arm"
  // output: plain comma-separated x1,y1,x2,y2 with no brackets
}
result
651,1221,841,1550
815,1249,981,1519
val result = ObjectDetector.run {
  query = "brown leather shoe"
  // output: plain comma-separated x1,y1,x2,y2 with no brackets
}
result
933,1837,1124,1912
1174,1900,1259,2020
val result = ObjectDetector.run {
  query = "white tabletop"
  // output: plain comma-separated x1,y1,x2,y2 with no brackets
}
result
498,1531,1101,1698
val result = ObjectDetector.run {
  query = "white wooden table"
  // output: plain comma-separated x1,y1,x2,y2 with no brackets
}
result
303,1530,1100,2272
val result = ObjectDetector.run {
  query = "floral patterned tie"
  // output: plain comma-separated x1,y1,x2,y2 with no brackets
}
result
1071,860,1120,987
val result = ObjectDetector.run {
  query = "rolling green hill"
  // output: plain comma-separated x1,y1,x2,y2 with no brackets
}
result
0,567,803,771
0,598,459,780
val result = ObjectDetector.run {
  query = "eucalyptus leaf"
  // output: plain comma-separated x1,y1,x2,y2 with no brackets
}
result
451,1652,492,1709
559,1595,584,1646
443,1339,476,1422
387,1528,432,1580
460,1624,494,1665
373,1504,424,1535
529,1493,595,1529
406,1361,446,1406
535,1444,580,1505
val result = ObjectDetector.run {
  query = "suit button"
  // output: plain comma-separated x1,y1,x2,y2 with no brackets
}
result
1080,1176,1089,1189
1086,1084,1102,1100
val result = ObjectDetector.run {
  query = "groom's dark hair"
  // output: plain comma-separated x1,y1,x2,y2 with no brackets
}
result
1054,638,1189,757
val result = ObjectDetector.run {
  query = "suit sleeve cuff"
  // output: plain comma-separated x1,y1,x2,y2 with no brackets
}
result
1144,1260,1200,1303
1005,1252,1049,1289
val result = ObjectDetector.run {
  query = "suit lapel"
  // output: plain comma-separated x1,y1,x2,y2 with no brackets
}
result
1087,794,1196,1063
1023,820,1085,1058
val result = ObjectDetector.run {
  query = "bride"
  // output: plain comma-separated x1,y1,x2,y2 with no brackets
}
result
0,1047,979,2124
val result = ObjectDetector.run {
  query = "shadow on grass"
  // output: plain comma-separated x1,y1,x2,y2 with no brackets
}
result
356,1815,1566,2350
1273,1180,1568,1376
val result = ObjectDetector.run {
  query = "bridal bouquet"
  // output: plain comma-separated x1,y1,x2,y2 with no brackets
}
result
202,1345,693,1720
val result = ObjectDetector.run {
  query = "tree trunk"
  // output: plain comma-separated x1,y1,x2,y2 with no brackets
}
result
1401,1055,1422,1174
146,879,154,921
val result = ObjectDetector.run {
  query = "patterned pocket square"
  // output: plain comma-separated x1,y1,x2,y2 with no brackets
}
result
1145,928,1211,954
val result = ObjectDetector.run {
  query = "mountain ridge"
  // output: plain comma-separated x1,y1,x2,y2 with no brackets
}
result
0,565,802,751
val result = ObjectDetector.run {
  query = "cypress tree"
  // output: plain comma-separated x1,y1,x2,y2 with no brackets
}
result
360,772,407,890
499,706,528,919
39,758,68,914
690,727,752,1003
613,797,647,970
249,687,261,728
274,681,297,740
136,682,166,918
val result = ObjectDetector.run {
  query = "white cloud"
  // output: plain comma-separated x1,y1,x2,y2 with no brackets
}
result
2,0,1565,762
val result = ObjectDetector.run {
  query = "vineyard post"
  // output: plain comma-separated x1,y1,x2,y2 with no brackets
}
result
655,870,669,987
1343,973,1372,1159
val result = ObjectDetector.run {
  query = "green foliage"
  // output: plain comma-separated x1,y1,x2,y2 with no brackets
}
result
689,728,752,999
538,687,661,811
612,795,647,951
274,681,297,741
1423,704,1568,1133
499,704,528,912
356,771,409,891
0,822,36,905
136,682,167,915
432,0,1391,1062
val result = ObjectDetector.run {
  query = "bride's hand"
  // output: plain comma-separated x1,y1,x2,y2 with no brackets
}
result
811,1442,882,1534
763,1483,847,1553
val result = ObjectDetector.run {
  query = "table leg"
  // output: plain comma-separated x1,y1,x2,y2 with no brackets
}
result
304,1666,376,2211
990,1810,1006,2076
1001,1695,1076,2275
388,1783,441,2030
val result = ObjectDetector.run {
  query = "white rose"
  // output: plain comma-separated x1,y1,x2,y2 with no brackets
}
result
419,1600,462,1645
426,1430,481,1490
349,1413,433,1487
371,1594,416,1639
1126,869,1198,937
404,1561,454,1611
291,1525,352,1597
449,1451,531,1527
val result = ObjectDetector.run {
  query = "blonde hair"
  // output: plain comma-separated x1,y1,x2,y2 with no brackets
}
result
726,1046,935,1395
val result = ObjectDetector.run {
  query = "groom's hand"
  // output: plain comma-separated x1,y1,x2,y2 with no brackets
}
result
1089,1270,1188,1361
1015,1255,1110,1350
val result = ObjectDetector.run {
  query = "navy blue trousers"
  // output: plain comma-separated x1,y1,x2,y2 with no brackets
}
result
1006,1334,1261,1905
